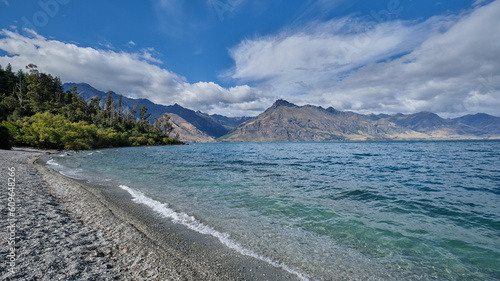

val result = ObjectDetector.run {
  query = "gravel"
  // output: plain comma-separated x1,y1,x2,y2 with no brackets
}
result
0,148,301,281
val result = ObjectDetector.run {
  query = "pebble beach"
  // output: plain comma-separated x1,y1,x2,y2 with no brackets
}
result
0,148,299,280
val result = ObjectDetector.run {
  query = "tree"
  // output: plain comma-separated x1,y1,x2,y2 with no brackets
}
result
105,91,113,112
1,64,16,96
15,69,26,109
105,91,115,127
1,65,183,149
5,63,12,74
25,64,57,113
154,113,174,137
117,94,123,124
25,64,42,112
90,96,101,113
53,76,63,105
139,105,151,128
131,101,138,116
0,124,12,149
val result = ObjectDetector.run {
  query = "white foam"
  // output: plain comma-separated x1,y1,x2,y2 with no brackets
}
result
58,151,75,157
118,184,309,281
87,150,102,156
46,159,60,166
59,169,85,180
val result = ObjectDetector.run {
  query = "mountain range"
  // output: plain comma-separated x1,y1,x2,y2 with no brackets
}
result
64,84,500,142
63,83,251,142
222,100,500,142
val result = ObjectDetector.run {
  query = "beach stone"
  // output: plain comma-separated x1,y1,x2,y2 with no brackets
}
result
1,148,302,280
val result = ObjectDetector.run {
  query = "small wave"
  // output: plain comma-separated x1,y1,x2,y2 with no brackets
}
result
46,159,60,166
352,153,380,157
118,185,309,281
336,189,393,202
58,151,75,157
59,169,85,180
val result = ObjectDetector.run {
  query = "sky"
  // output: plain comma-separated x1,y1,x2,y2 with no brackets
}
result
0,0,499,117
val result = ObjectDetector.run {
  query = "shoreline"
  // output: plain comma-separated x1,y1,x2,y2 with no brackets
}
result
1,148,301,280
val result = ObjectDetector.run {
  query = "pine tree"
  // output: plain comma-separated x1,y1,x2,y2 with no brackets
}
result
25,64,42,113
118,94,123,124
139,105,151,130
105,91,114,127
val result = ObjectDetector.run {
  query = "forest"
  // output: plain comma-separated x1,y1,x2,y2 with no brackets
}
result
0,63,182,150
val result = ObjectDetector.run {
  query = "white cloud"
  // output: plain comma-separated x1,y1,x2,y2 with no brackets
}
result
140,47,163,64
0,29,265,116
228,16,448,89
228,1,500,117
316,0,500,117
177,82,269,115
98,41,114,49
472,0,490,6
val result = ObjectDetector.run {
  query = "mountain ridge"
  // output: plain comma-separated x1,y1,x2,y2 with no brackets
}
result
63,84,500,142
453,113,500,135
222,100,500,142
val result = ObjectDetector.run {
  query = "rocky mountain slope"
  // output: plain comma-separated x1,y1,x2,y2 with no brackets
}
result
221,100,500,142
168,113,216,143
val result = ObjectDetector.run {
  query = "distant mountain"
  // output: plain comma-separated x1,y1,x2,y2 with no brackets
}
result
168,113,217,143
221,100,500,142
206,113,252,131
63,83,250,141
384,112,484,136
453,113,500,135
63,84,500,142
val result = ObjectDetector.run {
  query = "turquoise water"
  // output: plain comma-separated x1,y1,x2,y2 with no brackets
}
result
45,141,500,280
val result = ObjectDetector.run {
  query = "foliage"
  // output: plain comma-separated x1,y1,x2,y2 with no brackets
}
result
0,64,182,149
0,123,12,150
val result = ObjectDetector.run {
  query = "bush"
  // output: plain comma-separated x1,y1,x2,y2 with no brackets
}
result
0,124,12,150
7,112,101,150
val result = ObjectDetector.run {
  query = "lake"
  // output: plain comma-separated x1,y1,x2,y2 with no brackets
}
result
45,140,500,280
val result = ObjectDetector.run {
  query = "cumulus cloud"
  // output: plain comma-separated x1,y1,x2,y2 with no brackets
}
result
228,16,450,90
316,0,500,117
0,29,265,116
228,0,500,117
179,82,270,115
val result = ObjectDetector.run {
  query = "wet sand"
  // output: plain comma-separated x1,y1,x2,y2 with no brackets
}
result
0,148,301,280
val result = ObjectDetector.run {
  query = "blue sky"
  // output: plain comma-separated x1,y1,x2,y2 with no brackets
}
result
0,0,499,117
